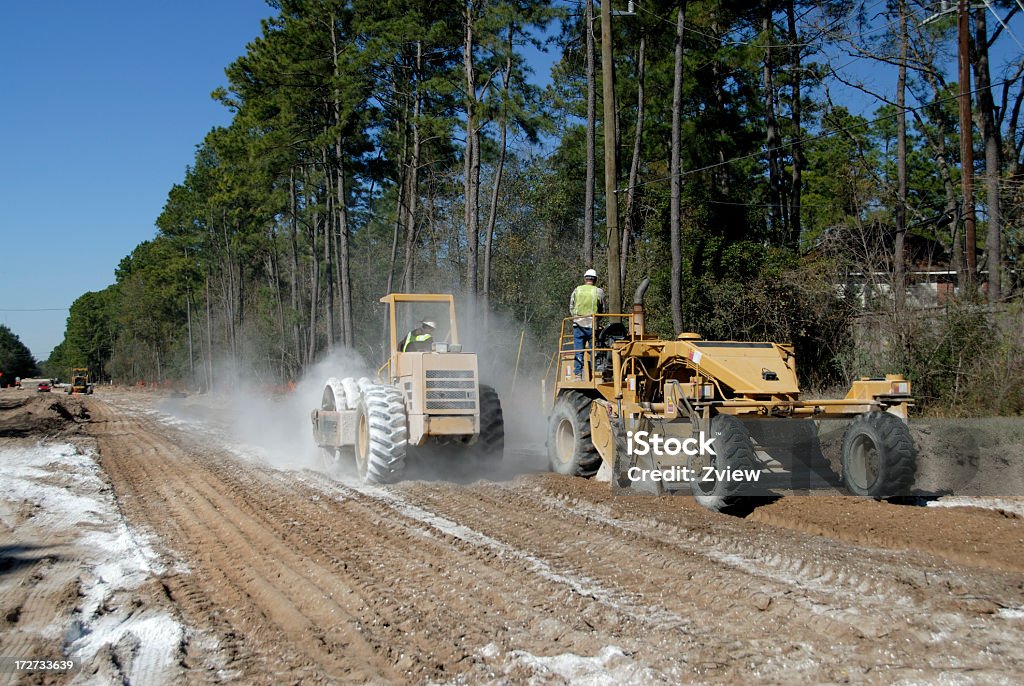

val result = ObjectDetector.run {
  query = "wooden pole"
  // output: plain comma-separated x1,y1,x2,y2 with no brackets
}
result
600,0,622,314
958,0,976,289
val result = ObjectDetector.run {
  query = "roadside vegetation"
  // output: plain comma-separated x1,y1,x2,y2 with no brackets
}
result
40,0,1024,416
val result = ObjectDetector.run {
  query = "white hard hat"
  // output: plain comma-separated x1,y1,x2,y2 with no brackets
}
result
422,320,437,328
584,269,598,279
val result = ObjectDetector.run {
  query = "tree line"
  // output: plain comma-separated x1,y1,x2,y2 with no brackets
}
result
46,0,1024,413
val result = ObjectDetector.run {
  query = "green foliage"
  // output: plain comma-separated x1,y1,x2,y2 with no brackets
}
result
41,341,70,380
42,0,1024,414
64,288,117,380
844,302,1024,417
0,324,40,384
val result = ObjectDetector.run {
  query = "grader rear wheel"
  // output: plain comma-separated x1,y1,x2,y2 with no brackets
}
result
841,412,916,498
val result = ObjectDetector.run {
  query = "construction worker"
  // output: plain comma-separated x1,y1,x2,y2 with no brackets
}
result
403,320,436,352
569,269,606,379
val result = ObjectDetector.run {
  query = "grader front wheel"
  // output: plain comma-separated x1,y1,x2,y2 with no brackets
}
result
547,391,602,477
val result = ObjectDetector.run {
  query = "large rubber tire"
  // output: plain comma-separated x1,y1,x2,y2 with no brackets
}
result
841,412,916,498
318,379,346,477
689,414,757,512
547,391,601,477
355,384,408,484
478,385,504,461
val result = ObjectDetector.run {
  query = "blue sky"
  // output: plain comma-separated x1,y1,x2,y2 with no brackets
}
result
0,1,274,361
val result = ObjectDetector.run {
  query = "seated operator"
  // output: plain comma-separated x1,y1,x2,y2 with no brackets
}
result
402,320,436,352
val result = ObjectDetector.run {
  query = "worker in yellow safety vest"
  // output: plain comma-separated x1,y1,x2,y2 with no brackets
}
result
569,269,606,380
402,320,436,352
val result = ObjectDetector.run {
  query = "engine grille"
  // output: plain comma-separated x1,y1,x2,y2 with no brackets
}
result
425,370,477,411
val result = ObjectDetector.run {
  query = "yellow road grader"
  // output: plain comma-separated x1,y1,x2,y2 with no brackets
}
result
547,279,915,511
311,293,504,484
66,367,93,395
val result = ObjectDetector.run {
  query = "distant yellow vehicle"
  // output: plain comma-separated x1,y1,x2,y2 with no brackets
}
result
66,368,93,395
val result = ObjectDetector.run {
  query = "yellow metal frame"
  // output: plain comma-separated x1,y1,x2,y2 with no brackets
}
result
549,315,913,422
377,293,460,381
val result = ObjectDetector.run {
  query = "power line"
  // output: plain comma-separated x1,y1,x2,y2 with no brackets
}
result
0,309,69,313
982,0,1024,51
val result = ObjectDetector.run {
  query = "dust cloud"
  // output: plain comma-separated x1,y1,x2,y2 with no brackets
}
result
158,301,554,484
158,348,371,473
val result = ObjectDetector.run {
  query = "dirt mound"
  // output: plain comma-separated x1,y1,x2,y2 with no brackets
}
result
742,494,1024,573
0,391,90,438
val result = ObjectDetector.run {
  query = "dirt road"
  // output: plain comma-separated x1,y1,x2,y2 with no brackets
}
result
2,389,1023,684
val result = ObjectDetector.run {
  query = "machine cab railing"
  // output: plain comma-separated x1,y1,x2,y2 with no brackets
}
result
554,313,635,390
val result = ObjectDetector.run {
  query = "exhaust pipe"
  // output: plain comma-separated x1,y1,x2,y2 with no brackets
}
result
632,277,649,338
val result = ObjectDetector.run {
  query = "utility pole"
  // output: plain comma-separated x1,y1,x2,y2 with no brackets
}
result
924,0,978,293
599,0,634,314
958,0,976,289
600,0,621,314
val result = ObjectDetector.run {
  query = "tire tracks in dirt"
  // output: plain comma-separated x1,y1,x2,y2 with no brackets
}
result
87,403,399,684
82,394,1024,683
90,400,669,682
386,477,1024,681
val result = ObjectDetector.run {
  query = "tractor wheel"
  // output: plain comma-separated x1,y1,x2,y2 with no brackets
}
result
477,385,504,462
689,414,756,512
318,378,350,478
841,412,916,498
547,391,601,477
355,384,408,484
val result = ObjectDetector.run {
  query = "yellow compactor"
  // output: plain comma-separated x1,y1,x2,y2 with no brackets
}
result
546,279,915,511
311,294,504,483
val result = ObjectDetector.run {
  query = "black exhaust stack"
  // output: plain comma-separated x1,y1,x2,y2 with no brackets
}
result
632,277,650,338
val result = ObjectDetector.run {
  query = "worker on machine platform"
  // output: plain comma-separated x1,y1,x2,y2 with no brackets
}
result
569,269,606,380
